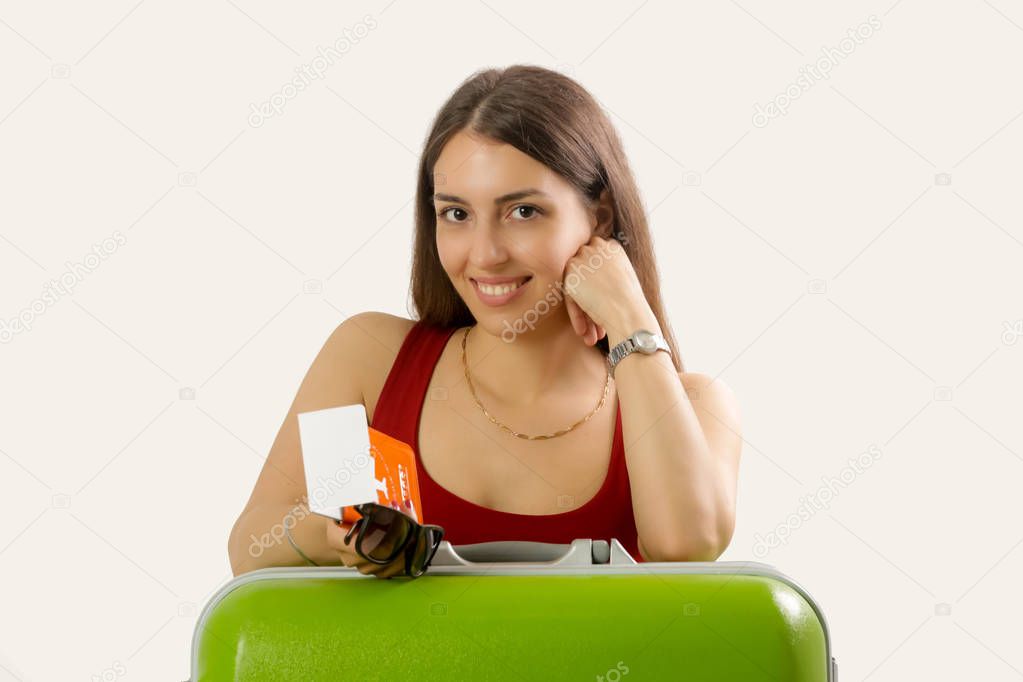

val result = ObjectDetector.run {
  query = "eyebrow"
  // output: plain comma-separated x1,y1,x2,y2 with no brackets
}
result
432,188,550,205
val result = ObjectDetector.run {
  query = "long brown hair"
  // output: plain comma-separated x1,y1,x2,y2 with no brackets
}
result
410,64,684,373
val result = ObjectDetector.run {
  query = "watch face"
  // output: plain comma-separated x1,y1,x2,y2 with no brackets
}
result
635,330,657,352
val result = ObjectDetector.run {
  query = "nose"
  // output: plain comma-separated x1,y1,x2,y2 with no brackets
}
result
468,221,509,269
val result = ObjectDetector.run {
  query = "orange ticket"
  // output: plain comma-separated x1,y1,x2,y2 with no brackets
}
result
340,426,423,525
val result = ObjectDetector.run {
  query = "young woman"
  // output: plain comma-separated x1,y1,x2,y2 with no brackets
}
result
228,65,742,578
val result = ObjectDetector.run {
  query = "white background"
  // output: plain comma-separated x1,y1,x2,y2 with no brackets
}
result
1,1,1022,679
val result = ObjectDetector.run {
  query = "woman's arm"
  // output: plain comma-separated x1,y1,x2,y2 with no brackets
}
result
606,308,742,562
229,500,337,575
227,312,381,575
561,236,742,562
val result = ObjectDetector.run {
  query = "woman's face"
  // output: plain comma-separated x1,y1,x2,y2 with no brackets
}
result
432,130,596,334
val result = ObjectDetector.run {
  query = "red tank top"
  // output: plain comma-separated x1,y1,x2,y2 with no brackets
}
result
369,320,644,563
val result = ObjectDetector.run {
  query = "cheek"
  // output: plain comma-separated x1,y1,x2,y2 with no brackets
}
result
526,237,582,278
435,233,462,274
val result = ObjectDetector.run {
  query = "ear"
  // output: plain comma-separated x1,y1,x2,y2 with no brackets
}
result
590,188,615,239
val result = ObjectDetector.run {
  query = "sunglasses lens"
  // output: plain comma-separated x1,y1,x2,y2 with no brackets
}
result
409,527,444,577
360,506,412,562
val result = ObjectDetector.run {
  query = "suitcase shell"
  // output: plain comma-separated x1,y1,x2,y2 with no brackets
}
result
189,538,837,681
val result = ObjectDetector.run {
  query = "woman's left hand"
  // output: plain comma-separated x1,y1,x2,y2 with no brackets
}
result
561,235,650,346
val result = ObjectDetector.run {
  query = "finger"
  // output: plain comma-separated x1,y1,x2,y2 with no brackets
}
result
327,520,353,548
357,557,389,574
325,520,343,547
337,547,360,567
564,295,587,338
364,558,404,579
378,559,407,580
594,323,606,342
584,317,598,346
562,290,578,334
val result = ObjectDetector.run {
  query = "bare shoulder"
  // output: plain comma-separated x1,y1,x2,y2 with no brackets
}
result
337,311,417,354
337,311,418,422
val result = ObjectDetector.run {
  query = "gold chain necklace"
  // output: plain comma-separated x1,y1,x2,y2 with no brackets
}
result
460,325,612,440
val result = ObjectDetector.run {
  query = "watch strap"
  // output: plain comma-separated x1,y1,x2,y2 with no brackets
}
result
607,330,670,376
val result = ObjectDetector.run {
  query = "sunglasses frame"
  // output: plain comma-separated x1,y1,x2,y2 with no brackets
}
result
341,502,445,578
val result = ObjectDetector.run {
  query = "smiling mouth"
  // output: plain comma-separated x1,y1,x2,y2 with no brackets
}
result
470,276,532,296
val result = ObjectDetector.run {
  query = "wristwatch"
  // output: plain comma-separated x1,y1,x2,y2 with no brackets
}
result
607,329,671,376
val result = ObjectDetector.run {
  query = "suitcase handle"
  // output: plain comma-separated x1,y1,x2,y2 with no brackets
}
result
429,538,637,566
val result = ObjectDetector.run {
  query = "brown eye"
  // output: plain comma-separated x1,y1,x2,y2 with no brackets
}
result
511,205,541,220
438,207,468,222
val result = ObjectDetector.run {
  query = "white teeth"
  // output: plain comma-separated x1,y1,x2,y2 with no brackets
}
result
477,279,526,296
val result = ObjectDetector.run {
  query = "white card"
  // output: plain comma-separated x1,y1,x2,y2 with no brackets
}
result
296,403,376,520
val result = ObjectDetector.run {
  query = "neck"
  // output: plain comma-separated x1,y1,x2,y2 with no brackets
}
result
462,313,608,407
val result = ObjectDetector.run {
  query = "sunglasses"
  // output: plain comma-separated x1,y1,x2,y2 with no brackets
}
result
341,502,445,578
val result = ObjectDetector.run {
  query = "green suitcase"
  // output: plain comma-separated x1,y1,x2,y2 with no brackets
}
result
189,538,837,681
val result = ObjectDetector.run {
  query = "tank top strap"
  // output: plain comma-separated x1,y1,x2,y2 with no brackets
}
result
369,320,455,444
